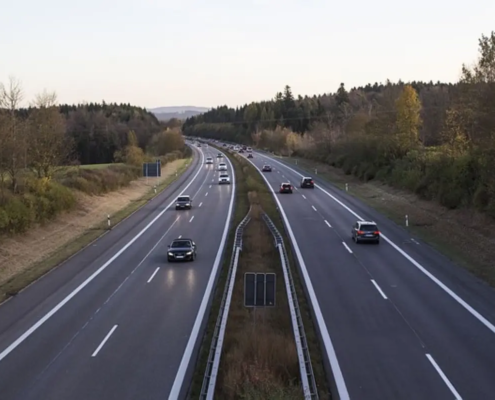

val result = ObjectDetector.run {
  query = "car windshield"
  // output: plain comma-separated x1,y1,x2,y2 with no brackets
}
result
171,240,191,248
220,174,228,178
361,224,377,231
304,178,312,182
177,197,190,202
282,184,290,188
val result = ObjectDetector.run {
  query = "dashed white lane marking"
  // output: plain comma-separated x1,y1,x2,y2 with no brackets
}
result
324,220,332,228
371,280,388,300
91,325,118,357
342,242,353,254
147,268,160,283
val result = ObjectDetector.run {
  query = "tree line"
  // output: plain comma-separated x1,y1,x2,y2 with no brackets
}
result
183,31,495,216
0,79,188,234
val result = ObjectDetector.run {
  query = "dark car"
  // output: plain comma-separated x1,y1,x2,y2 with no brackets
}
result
262,165,272,172
300,177,314,188
175,195,192,210
279,183,293,193
352,221,380,244
239,149,245,153
167,238,197,262
217,153,223,158
247,153,253,158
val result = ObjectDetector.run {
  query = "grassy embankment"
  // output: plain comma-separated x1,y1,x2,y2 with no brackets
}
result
276,154,495,287
189,147,330,399
0,155,192,302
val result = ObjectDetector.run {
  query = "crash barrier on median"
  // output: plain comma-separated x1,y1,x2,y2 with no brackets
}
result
262,212,319,400
200,206,252,400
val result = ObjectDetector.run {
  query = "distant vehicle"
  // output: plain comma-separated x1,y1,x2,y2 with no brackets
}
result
247,153,253,158
218,163,227,171
205,157,213,164
167,238,197,262
222,143,227,147
175,195,192,210
197,143,202,147
300,177,314,188
218,173,231,184
279,183,293,194
262,165,272,172
352,221,380,244
239,149,245,153
217,153,223,158
247,147,252,153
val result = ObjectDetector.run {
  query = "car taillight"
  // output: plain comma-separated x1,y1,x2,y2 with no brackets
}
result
357,230,364,235
310,180,314,184
374,231,380,235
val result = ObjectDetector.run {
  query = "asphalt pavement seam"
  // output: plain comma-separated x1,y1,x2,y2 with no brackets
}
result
91,325,118,357
426,354,462,399
260,153,495,335
0,150,206,363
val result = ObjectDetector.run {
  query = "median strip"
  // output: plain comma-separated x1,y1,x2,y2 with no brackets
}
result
189,143,330,399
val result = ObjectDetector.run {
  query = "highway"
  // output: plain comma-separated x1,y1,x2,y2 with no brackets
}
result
0,144,235,400
245,150,495,400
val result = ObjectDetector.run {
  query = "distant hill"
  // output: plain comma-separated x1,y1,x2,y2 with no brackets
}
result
148,106,209,121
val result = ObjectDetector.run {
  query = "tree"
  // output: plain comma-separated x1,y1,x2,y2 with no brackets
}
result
395,84,422,151
0,76,26,192
27,90,72,178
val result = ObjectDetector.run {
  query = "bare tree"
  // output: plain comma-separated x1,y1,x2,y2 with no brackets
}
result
27,90,72,178
0,76,25,192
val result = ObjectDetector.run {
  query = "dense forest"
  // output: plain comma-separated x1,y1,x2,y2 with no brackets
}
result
183,31,495,216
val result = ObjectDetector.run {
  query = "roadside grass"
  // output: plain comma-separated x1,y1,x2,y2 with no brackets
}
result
0,157,191,302
278,155,495,287
189,146,330,399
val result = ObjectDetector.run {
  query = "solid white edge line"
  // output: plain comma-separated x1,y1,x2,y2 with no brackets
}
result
91,324,118,357
244,157,350,400
342,242,353,254
261,153,495,335
371,279,388,300
168,147,236,399
189,216,195,223
324,220,332,228
426,354,463,399
147,268,160,283
312,205,317,212
0,148,205,363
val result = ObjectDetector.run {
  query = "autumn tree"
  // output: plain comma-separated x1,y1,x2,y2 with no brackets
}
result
395,84,422,154
0,77,26,192
147,128,185,156
27,90,73,178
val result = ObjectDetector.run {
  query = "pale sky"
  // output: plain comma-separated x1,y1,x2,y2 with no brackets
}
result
1,0,494,109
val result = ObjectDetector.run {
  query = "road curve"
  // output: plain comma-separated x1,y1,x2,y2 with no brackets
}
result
0,145,235,400
245,150,495,400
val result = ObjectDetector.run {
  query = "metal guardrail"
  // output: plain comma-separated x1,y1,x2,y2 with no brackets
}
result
262,213,319,400
199,207,252,400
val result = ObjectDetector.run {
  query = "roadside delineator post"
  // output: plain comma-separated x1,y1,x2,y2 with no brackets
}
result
176,170,178,177
405,215,409,227
107,214,111,228
315,168,317,175
154,185,157,194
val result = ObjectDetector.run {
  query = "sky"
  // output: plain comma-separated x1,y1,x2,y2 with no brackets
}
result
1,0,494,109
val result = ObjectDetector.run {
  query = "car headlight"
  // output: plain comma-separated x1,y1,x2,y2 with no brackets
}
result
186,203,190,206
176,203,180,206
186,251,192,255
168,252,173,256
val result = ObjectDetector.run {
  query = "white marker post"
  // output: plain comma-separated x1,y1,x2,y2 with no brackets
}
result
315,168,318,175
176,170,178,177
107,214,111,228
345,183,348,192
405,215,409,227
154,185,157,194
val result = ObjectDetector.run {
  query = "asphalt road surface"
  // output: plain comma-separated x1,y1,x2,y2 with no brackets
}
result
245,150,495,400
0,145,235,400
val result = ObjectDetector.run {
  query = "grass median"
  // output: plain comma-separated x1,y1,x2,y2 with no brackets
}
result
0,157,192,302
189,148,330,399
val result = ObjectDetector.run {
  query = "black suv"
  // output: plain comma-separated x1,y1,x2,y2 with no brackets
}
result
279,183,293,193
167,238,197,262
175,195,192,210
352,221,380,244
262,165,272,172
300,177,314,188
